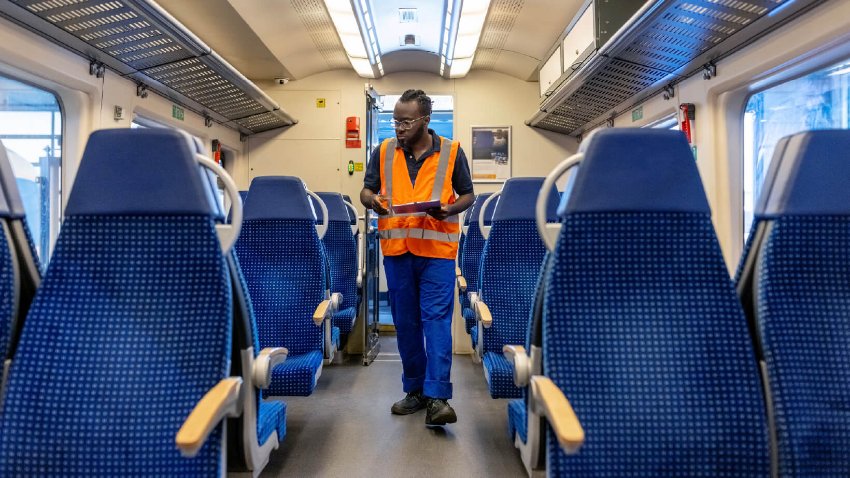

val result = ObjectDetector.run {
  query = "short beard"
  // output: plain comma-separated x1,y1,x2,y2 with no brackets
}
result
399,123,426,147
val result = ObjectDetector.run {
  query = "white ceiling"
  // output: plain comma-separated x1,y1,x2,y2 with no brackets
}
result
156,0,586,82
370,0,444,56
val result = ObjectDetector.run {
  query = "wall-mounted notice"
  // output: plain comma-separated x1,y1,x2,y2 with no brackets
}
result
172,105,184,121
470,126,511,183
632,106,643,122
316,98,326,108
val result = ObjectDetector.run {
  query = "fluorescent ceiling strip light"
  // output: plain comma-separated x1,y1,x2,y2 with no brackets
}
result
325,0,381,78
440,0,462,77
450,57,473,77
448,0,489,77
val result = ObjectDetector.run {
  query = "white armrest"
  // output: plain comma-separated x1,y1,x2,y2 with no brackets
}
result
176,377,243,457
530,376,584,454
330,292,342,311
457,275,467,294
252,347,288,389
313,292,342,326
473,298,493,329
503,344,530,387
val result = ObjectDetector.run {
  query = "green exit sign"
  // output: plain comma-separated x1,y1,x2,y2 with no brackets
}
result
172,105,184,121
631,106,643,122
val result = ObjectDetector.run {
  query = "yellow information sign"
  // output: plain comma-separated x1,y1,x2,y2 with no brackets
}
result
316,98,326,108
354,162,364,172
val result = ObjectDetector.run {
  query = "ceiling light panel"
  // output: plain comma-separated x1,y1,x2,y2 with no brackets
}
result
324,0,380,78
448,0,491,78
325,0,368,58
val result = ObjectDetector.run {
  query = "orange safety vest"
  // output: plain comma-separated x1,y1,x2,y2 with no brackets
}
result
378,136,460,259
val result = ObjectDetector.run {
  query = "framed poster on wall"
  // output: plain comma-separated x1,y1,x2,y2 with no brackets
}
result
470,126,511,182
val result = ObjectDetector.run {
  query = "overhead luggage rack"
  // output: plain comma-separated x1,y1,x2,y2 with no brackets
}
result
528,0,825,137
0,0,296,135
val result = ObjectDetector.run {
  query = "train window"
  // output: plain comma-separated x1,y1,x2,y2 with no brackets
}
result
377,94,454,142
743,59,850,237
648,115,679,130
0,75,62,264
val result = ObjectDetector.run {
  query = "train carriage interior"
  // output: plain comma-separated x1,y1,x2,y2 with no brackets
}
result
0,0,848,476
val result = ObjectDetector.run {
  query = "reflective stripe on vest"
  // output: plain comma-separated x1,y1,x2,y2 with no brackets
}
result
378,136,460,259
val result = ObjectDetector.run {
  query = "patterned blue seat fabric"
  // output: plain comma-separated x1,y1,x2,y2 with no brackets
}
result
227,253,286,448
544,129,769,476
234,176,329,397
0,140,41,365
507,251,552,449
736,130,850,477
459,193,494,333
0,129,234,476
318,192,358,339
479,178,558,399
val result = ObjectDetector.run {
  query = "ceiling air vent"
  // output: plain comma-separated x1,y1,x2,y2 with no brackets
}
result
399,8,418,23
401,34,420,46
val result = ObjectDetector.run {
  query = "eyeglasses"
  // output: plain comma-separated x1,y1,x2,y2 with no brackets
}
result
392,115,429,130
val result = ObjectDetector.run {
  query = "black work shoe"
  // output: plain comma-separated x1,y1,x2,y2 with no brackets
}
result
425,399,457,425
391,391,427,415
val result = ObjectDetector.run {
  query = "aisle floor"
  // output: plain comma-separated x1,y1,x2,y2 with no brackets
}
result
260,336,527,478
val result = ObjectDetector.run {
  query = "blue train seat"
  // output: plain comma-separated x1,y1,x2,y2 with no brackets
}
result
472,178,558,399
318,192,358,340
0,129,243,475
0,140,41,369
226,253,287,474
234,176,341,397
457,193,494,337
736,130,850,477
530,129,769,476
185,143,286,474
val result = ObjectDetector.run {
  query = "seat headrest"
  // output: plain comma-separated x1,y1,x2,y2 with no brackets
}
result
467,193,497,225
564,128,710,215
342,194,353,204
65,129,217,217
493,178,558,222
0,141,25,219
756,130,850,218
243,176,313,221
317,192,350,222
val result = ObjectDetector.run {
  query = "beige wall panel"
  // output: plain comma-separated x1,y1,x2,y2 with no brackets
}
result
248,138,341,192
272,90,341,140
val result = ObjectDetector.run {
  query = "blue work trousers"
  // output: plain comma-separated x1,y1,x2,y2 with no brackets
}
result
383,252,454,399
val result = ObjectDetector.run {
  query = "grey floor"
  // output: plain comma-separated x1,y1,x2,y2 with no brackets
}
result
260,336,527,478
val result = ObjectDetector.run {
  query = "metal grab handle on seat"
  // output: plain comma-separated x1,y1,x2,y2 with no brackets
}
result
537,153,583,252
344,200,359,235
478,191,501,240
306,189,329,239
196,154,242,253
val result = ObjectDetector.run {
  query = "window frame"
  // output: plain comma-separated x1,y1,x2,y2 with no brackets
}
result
0,71,64,263
739,52,850,242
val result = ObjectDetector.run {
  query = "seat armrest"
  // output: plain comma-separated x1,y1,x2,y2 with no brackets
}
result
457,275,467,294
330,292,343,310
253,347,288,389
503,345,529,387
530,376,584,454
313,292,343,326
313,300,331,325
474,299,493,329
176,377,243,457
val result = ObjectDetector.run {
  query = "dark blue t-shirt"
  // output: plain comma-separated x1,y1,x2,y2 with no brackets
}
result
364,130,474,196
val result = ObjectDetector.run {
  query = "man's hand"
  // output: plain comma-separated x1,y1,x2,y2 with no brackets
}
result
426,204,451,221
360,188,390,215
370,194,389,215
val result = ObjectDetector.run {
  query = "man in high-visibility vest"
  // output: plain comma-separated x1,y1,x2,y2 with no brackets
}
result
360,89,474,426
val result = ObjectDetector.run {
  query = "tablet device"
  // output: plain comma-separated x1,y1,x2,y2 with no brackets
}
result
391,200,441,214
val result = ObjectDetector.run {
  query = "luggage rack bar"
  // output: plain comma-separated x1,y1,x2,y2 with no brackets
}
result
0,0,296,135
528,0,825,137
